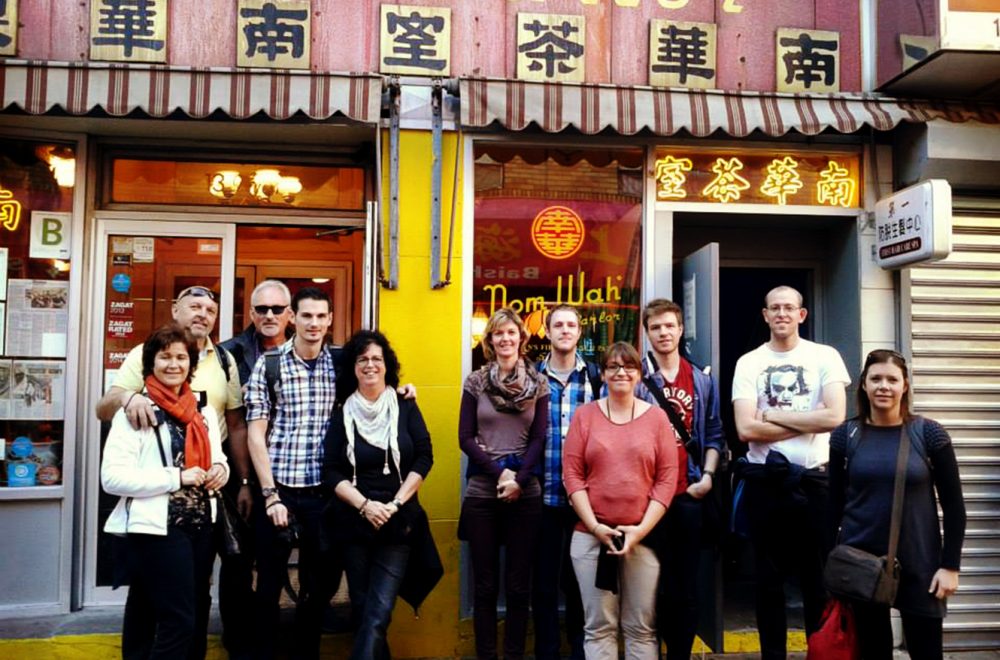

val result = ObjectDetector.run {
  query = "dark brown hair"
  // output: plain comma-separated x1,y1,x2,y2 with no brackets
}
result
857,349,912,425
642,298,683,331
142,324,199,383
602,341,642,371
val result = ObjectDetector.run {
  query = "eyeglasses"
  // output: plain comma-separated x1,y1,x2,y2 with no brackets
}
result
355,356,385,367
175,286,216,302
253,304,288,316
766,304,800,314
604,363,639,375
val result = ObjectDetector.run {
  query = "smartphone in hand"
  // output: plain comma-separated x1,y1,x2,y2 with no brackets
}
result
611,533,625,551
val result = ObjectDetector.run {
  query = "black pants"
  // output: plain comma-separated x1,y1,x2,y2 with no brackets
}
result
532,504,585,660
462,495,542,660
745,469,831,660
852,601,944,660
122,525,215,660
253,485,343,660
660,494,704,660
218,479,256,660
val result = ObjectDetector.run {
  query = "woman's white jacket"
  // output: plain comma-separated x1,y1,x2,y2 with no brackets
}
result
102,404,228,536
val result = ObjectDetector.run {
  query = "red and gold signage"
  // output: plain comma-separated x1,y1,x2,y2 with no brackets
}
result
653,148,861,207
530,205,586,259
0,184,23,231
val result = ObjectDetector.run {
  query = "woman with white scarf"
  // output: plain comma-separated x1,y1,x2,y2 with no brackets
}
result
323,330,434,660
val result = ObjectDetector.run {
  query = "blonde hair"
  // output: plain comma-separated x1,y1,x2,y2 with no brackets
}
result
481,308,530,362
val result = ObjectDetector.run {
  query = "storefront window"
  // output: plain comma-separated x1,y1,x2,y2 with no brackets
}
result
0,139,76,488
109,158,365,211
472,146,644,366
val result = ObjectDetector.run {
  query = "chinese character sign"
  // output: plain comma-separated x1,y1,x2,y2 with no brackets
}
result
0,0,17,56
380,5,451,75
649,20,717,89
90,0,167,63
237,0,310,69
517,13,586,82
776,28,840,93
899,34,937,71
653,149,860,207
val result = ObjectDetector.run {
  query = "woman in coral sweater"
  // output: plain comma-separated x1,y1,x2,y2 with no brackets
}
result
563,341,679,660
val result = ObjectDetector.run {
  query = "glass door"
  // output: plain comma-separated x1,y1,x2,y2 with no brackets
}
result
82,219,235,605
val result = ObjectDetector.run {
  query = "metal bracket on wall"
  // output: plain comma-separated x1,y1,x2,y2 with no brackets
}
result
384,76,401,290
430,79,445,289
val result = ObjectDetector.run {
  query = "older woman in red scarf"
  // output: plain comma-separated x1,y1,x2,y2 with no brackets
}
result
102,324,229,660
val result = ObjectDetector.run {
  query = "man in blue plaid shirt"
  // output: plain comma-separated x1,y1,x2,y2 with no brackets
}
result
533,304,601,660
245,287,341,660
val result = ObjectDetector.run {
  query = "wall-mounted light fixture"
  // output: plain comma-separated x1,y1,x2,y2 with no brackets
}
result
209,170,243,199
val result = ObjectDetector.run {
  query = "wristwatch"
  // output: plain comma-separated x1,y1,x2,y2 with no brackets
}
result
392,498,404,509
261,486,279,499
703,470,715,480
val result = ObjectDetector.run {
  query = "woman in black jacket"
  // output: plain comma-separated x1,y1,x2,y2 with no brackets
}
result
829,349,966,660
323,330,436,660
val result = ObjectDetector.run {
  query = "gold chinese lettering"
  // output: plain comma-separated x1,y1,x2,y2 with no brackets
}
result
531,206,586,259
760,156,803,205
654,155,694,200
816,161,855,208
702,157,750,203
0,185,23,231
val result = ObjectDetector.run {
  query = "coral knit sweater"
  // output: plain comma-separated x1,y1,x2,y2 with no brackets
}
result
562,401,679,533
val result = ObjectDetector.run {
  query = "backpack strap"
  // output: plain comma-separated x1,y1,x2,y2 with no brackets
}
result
585,360,603,400
642,373,699,465
263,349,281,434
215,346,232,383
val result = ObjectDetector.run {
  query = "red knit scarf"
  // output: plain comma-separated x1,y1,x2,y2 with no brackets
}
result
144,376,211,471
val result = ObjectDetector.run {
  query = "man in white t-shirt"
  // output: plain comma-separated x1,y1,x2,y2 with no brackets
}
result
732,285,850,660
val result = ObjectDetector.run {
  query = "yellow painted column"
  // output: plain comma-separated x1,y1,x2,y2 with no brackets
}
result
377,128,469,657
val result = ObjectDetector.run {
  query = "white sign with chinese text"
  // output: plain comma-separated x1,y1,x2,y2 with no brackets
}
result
380,5,451,76
940,0,1000,51
875,179,952,269
776,28,840,93
237,0,311,69
29,212,72,260
517,13,586,83
0,0,18,57
90,0,167,63
649,20,717,89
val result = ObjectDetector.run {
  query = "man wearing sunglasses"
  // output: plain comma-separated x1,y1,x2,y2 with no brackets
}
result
96,284,250,657
731,285,850,660
221,280,294,386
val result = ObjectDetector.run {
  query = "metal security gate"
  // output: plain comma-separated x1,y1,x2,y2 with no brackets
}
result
903,210,1000,650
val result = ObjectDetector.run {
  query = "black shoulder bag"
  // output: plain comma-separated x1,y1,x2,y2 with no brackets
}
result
823,425,909,605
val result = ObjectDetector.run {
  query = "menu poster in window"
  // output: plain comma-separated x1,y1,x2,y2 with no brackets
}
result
5,280,69,357
10,360,65,420
0,247,7,300
0,360,11,419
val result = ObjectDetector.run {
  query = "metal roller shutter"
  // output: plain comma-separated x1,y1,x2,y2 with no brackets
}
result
904,208,1000,651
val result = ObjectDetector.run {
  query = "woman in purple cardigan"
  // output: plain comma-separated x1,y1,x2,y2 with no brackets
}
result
459,307,550,660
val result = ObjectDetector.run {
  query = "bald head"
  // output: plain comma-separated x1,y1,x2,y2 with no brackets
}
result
764,286,804,308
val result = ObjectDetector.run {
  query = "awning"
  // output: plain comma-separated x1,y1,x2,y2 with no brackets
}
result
0,60,383,123
461,77,1000,138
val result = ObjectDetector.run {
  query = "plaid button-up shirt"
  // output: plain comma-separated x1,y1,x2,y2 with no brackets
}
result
245,339,337,487
537,353,596,507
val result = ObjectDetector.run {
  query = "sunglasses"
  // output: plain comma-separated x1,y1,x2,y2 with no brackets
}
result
253,304,288,316
865,348,906,364
175,286,216,302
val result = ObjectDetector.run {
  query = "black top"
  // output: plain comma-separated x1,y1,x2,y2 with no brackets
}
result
323,394,433,496
829,417,966,617
164,415,211,529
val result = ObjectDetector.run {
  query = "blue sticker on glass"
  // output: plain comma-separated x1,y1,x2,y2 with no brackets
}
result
8,437,37,486
10,436,33,458
111,273,131,293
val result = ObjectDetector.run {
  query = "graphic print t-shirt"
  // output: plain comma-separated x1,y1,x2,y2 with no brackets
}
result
662,359,694,494
731,339,850,468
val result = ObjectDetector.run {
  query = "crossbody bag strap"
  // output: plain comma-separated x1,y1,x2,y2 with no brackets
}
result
885,425,911,566
642,375,692,446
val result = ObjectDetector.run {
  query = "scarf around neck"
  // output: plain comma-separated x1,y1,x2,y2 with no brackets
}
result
144,375,211,471
484,359,539,413
342,387,400,485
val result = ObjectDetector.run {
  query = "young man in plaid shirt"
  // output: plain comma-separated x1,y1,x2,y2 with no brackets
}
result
533,304,601,660
245,287,341,660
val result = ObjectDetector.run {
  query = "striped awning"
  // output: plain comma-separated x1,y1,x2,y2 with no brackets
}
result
0,60,383,123
461,77,1000,138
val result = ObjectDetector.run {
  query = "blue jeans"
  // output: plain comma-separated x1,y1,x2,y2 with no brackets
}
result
343,542,410,660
